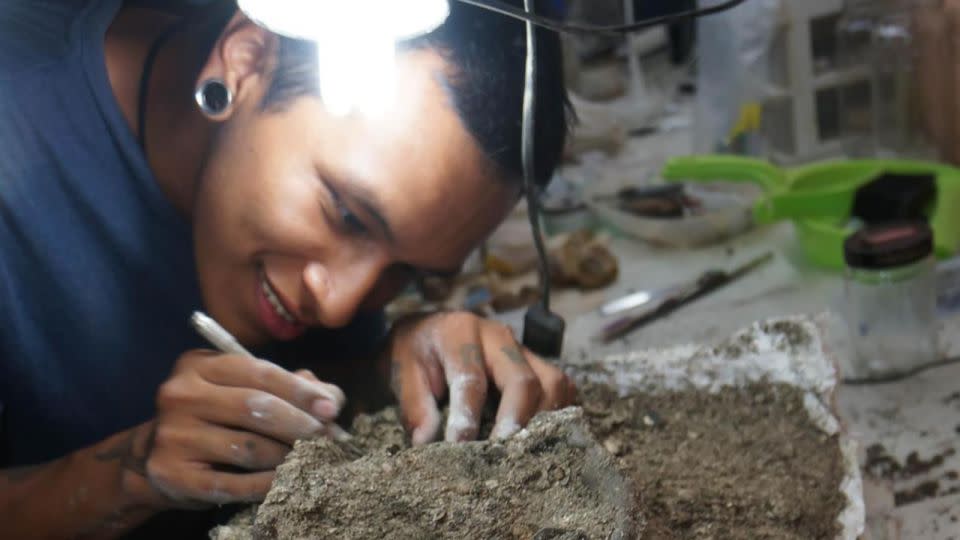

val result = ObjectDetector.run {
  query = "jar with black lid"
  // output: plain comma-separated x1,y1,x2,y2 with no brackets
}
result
844,221,938,378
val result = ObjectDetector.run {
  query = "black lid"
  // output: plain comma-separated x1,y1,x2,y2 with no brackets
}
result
844,221,934,270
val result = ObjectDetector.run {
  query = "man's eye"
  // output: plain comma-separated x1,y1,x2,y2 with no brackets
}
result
335,198,368,235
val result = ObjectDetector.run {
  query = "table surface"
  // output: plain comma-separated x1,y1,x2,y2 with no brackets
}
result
528,109,960,538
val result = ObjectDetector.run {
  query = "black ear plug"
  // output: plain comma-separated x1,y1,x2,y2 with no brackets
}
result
523,303,565,359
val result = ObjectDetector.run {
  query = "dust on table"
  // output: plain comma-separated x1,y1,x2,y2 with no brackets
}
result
864,443,960,506
212,384,846,540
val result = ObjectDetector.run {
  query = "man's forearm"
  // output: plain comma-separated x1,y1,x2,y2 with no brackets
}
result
0,422,160,540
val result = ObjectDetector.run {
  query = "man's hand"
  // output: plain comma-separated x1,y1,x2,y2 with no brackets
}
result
383,312,577,445
123,350,346,509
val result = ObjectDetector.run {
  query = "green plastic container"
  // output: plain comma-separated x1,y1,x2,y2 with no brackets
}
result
662,156,960,269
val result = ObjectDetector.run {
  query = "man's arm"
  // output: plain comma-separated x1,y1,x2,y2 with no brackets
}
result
0,422,160,540
1,347,349,540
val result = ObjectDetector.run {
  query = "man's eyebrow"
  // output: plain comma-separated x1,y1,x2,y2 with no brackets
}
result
336,178,395,243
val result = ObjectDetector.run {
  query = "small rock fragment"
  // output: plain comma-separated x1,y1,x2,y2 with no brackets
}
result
604,438,626,457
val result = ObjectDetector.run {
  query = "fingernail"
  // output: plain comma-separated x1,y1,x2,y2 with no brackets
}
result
314,383,346,407
311,399,338,419
328,424,353,442
491,418,521,440
412,425,436,446
445,410,478,442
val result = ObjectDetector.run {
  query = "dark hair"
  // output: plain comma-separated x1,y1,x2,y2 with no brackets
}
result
260,1,571,188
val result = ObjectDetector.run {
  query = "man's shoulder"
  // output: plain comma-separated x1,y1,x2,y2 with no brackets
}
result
0,1,95,75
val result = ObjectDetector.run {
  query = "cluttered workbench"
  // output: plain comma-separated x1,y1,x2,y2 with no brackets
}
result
408,85,960,540
213,2,960,536
375,94,960,537
541,117,960,538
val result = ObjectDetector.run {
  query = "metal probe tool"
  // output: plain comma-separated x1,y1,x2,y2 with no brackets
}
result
598,252,775,343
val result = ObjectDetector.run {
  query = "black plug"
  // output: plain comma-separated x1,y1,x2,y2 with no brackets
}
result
518,3,564,360
852,172,936,224
522,303,565,358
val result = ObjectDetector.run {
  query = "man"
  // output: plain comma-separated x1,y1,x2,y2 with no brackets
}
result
0,0,574,537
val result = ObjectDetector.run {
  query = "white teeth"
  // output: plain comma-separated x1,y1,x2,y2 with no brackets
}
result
261,277,296,324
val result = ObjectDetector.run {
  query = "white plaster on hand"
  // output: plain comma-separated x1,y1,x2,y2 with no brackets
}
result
445,374,482,442
246,394,280,422
411,406,442,446
490,417,522,440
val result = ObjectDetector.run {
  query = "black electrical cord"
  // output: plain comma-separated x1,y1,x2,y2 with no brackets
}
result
508,0,751,357
520,0,549,312
518,0,564,358
455,0,749,36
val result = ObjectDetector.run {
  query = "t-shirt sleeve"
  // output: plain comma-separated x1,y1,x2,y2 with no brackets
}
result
0,260,8,465
0,399,6,465
0,0,90,74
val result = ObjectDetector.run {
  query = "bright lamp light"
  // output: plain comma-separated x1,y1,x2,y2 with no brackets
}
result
237,0,450,116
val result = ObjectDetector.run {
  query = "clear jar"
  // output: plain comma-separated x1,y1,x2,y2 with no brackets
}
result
837,0,934,158
870,11,923,156
844,222,938,379
837,0,885,155
837,0,882,69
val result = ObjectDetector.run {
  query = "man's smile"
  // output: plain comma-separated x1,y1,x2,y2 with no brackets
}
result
255,267,306,341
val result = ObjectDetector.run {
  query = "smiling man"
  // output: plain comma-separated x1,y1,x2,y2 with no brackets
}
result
0,0,574,538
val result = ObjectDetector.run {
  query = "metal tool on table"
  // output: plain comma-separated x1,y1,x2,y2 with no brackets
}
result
599,278,688,317
598,252,774,343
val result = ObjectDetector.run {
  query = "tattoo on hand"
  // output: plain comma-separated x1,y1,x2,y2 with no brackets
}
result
502,346,528,366
94,422,157,478
460,344,483,367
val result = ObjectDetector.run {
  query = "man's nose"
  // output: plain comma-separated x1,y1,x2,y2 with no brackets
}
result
302,258,383,329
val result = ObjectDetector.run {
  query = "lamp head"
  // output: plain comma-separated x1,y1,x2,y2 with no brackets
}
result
237,0,450,116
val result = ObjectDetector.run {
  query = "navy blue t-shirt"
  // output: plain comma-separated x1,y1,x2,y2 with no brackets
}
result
0,1,384,536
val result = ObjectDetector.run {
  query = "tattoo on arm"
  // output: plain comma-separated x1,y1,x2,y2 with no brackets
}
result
74,502,155,540
460,344,483,367
501,346,528,366
94,422,157,478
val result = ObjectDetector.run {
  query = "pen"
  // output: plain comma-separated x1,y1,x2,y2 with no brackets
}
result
190,311,352,442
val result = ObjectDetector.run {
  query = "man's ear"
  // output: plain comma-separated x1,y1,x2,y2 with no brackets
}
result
195,12,277,116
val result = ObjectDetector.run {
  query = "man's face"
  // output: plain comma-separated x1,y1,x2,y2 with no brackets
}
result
192,51,519,346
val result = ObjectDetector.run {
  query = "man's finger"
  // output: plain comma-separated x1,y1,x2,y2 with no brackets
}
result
151,467,275,506
197,355,346,421
393,356,443,446
190,385,327,444
294,369,319,382
441,342,488,442
482,326,542,440
525,351,575,412
566,376,579,406
176,425,291,471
